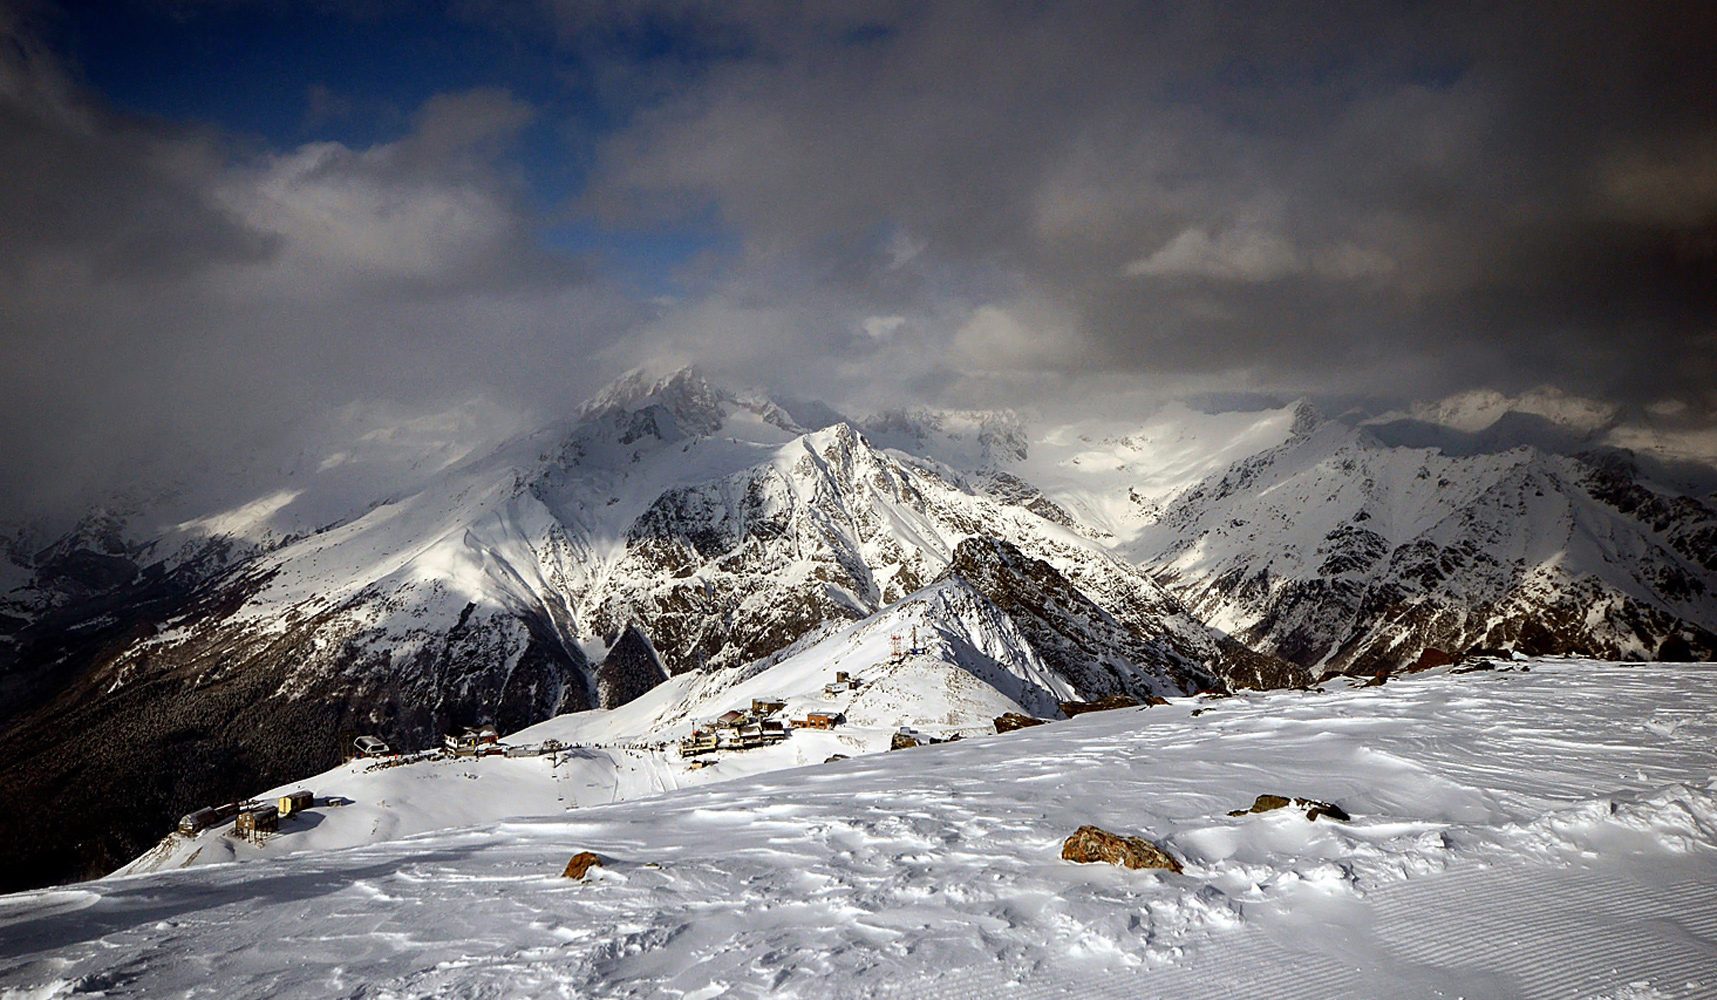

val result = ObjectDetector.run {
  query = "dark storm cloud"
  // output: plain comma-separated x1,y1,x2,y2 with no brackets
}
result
573,0,1717,412
0,13,639,524
4,0,1716,529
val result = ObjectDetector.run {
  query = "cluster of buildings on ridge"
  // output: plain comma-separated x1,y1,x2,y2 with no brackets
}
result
679,671,864,757
178,788,315,842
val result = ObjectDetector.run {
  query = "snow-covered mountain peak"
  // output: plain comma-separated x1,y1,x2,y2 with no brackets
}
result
1136,414,1717,672
574,365,733,436
567,365,837,454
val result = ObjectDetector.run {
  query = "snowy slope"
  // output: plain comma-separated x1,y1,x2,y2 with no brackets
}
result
1000,401,1307,542
4,658,1715,999
114,572,1108,876
545,574,1076,742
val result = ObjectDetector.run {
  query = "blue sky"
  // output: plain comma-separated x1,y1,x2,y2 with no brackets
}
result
52,0,732,293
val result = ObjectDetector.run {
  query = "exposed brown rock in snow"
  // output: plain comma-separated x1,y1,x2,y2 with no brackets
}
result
1060,825,1182,872
1410,647,1455,672
994,713,1048,733
1228,794,1351,822
562,851,603,879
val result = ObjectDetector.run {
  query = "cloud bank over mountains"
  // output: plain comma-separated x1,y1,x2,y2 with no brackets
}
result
1,0,1714,524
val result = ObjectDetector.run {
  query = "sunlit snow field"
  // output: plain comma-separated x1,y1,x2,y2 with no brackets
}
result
3,659,1716,999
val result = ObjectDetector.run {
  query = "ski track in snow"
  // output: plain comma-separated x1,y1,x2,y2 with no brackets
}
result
3,660,1717,999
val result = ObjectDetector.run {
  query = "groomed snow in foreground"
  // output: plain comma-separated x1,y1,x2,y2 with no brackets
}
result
4,659,1716,999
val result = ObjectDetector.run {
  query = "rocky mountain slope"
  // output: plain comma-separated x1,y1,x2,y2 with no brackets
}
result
594,623,669,710
1,369,1712,893
862,393,1717,676
0,369,1260,891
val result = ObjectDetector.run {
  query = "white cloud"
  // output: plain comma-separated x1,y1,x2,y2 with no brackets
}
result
1406,386,1619,435
1313,241,1397,281
1125,227,1300,282
886,231,927,269
951,303,1085,370
1124,226,1394,283
862,315,906,340
217,142,515,289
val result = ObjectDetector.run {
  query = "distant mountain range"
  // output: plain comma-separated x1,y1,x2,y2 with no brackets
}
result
2,367,1713,891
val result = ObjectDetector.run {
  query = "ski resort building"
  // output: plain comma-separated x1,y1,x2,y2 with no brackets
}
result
352,735,392,758
277,791,313,818
793,711,844,730
680,730,719,756
445,725,501,755
234,805,278,839
178,802,240,835
823,673,864,697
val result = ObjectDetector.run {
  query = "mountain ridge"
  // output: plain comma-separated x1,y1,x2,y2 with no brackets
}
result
0,370,1712,891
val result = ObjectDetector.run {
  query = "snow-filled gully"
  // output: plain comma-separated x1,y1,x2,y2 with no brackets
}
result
3,659,1716,999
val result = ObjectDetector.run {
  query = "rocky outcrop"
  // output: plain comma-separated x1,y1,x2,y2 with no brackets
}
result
595,624,668,709
1060,825,1182,872
1059,696,1140,717
1408,647,1455,672
944,536,1215,699
994,712,1047,733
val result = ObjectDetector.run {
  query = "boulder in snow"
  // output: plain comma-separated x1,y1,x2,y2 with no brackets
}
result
1409,647,1455,673
1061,825,1182,872
562,851,603,879
1228,794,1351,822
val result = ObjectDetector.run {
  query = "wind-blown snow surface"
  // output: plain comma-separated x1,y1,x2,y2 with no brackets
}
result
5,659,1716,999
